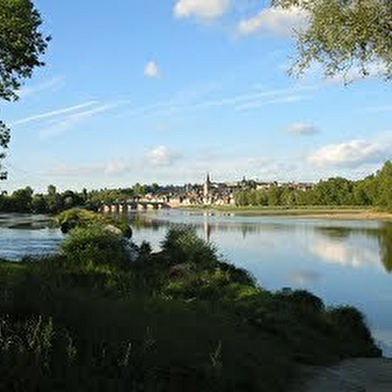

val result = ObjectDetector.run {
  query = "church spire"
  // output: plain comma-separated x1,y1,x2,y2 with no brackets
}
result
203,172,211,201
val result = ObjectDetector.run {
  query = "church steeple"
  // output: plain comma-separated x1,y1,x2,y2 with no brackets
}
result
203,172,211,201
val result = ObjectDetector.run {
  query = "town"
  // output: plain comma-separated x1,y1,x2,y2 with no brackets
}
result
100,174,315,212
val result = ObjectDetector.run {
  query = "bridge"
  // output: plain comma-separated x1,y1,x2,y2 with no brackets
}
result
99,199,170,213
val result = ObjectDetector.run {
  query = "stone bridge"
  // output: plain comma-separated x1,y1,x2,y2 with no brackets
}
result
99,200,170,213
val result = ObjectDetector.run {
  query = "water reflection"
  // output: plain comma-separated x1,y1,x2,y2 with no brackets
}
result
316,226,353,239
127,210,392,355
0,214,63,260
308,239,379,269
314,222,392,274
130,212,392,273
128,211,293,240
2,210,392,355
0,213,54,229
378,224,392,273
288,270,321,285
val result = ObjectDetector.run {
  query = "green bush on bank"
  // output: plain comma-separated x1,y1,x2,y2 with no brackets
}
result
60,224,132,271
160,225,218,268
57,208,132,238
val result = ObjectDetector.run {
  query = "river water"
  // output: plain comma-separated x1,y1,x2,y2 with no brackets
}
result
1,210,392,356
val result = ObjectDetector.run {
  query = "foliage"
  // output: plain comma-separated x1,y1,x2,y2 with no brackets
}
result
0,0,49,100
60,224,131,270
0,224,382,391
57,208,132,238
161,225,219,268
1,161,392,213
57,208,104,233
0,0,50,179
276,288,325,313
234,160,392,211
9,186,33,212
0,121,10,180
273,0,392,81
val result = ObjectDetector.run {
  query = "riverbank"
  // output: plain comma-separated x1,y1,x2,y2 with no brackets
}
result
0,222,383,391
180,205,392,220
291,357,392,391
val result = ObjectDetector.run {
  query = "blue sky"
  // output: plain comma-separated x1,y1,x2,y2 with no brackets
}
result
1,0,392,192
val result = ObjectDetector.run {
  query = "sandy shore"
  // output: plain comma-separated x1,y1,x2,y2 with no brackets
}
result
184,207,392,221
291,211,392,221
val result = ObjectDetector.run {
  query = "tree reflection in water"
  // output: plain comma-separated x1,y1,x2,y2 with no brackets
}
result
378,223,392,273
129,211,392,274
315,223,392,274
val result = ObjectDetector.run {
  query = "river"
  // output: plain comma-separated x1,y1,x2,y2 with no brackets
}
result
1,210,392,356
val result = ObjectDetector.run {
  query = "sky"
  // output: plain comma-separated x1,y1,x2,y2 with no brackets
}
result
1,0,392,192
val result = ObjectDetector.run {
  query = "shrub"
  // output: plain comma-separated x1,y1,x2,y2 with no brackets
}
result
60,225,131,270
328,306,381,357
276,289,325,314
57,208,132,238
328,306,372,341
57,208,102,233
161,226,218,268
217,261,256,286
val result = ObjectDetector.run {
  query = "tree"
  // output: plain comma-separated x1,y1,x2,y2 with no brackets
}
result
273,0,392,81
0,0,49,178
32,193,47,213
46,184,63,213
10,186,33,212
0,122,10,179
373,161,392,210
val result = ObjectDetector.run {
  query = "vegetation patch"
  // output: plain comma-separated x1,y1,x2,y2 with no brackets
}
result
0,221,381,391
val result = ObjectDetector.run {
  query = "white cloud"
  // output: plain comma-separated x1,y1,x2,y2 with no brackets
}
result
308,139,388,167
238,6,308,37
286,123,318,136
144,61,161,78
174,0,230,20
147,146,178,167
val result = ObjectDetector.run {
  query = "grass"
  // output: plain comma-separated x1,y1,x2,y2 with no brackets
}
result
0,224,381,391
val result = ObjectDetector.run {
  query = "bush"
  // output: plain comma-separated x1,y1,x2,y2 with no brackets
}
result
328,306,381,357
276,289,325,313
60,225,131,270
57,208,102,233
57,208,132,238
161,226,218,269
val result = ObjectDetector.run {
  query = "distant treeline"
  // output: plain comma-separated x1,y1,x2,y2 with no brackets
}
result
0,183,160,214
235,161,392,210
2,162,392,213
0,185,87,214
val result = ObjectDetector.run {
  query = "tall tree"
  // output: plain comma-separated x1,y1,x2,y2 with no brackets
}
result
273,0,392,81
0,0,49,178
10,186,33,211
46,184,63,213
